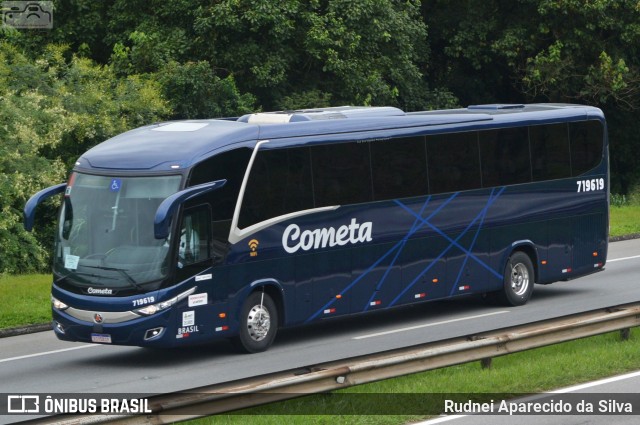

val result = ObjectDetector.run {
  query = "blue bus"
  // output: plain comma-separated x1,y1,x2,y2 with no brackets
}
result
24,104,608,353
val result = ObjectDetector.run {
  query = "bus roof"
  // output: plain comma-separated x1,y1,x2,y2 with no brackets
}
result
76,104,604,172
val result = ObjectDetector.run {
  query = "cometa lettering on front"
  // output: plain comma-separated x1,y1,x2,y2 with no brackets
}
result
282,218,373,254
87,287,113,295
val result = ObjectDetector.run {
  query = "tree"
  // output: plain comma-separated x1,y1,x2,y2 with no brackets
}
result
0,43,169,273
193,0,441,110
423,0,640,192
156,61,256,119
4,0,456,112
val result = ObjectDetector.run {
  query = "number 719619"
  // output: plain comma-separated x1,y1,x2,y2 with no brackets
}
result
577,178,605,192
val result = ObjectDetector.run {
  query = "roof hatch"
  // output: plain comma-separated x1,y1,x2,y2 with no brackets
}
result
467,104,525,110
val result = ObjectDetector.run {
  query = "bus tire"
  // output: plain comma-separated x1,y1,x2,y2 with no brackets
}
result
232,291,278,353
498,251,534,306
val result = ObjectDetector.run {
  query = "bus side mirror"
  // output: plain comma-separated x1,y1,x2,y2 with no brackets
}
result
154,179,226,240
23,183,67,232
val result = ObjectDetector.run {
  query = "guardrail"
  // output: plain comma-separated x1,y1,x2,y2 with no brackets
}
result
22,302,640,424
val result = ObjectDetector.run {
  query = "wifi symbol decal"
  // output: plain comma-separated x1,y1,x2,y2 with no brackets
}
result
248,239,259,257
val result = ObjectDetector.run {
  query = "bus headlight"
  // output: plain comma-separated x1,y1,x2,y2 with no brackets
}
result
134,287,197,316
135,300,171,316
52,296,68,311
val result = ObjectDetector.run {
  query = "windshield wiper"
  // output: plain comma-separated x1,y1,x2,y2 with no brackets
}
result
56,270,118,284
82,265,142,291
55,272,72,285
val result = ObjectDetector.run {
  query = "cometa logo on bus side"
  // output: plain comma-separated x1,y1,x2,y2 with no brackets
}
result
282,218,373,254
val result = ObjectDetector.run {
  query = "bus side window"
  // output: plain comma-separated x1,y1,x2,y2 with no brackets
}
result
188,148,252,222
239,147,314,228
570,120,604,175
427,132,481,194
371,136,428,200
480,127,531,187
312,142,373,207
179,206,212,268
530,123,571,181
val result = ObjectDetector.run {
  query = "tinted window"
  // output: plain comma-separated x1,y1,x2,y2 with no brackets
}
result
175,205,213,281
480,127,531,187
180,206,211,266
189,148,251,220
311,142,372,206
371,137,428,200
239,147,313,228
427,132,481,194
530,123,571,181
570,120,604,175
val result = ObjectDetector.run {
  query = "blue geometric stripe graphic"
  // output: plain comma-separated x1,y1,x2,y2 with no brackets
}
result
393,187,505,282
304,189,504,323
304,193,458,323
388,188,504,306
449,188,497,296
363,195,432,312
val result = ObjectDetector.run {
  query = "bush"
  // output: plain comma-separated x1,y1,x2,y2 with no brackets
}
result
0,43,169,274
158,60,256,119
610,193,628,208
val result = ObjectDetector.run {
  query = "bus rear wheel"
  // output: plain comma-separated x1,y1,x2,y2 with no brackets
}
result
232,291,278,353
498,251,534,306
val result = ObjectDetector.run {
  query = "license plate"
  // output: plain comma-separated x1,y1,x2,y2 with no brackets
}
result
91,333,112,344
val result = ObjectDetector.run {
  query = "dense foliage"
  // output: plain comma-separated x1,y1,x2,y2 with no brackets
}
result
0,42,168,273
1,0,639,273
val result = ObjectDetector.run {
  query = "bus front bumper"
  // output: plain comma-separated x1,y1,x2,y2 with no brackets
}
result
51,308,225,348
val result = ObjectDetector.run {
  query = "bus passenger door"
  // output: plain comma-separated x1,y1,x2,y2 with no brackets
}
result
175,206,214,282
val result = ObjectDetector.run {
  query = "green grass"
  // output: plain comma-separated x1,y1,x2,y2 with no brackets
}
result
194,330,640,424
609,205,640,238
0,274,51,329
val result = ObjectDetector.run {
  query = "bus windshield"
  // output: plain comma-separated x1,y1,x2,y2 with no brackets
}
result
53,173,182,293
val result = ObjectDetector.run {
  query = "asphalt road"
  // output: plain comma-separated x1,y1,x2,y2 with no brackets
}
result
1,239,639,419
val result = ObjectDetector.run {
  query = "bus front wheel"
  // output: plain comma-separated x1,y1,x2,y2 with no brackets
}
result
232,291,278,353
498,251,534,306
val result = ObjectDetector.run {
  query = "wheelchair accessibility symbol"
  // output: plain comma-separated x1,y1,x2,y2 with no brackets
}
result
110,178,122,192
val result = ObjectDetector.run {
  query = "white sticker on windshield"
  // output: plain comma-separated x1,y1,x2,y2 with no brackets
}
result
64,254,80,270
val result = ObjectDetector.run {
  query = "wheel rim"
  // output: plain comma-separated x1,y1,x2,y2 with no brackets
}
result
510,262,530,296
246,304,271,342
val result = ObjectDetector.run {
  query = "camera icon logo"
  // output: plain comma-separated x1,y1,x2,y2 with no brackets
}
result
2,1,53,29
